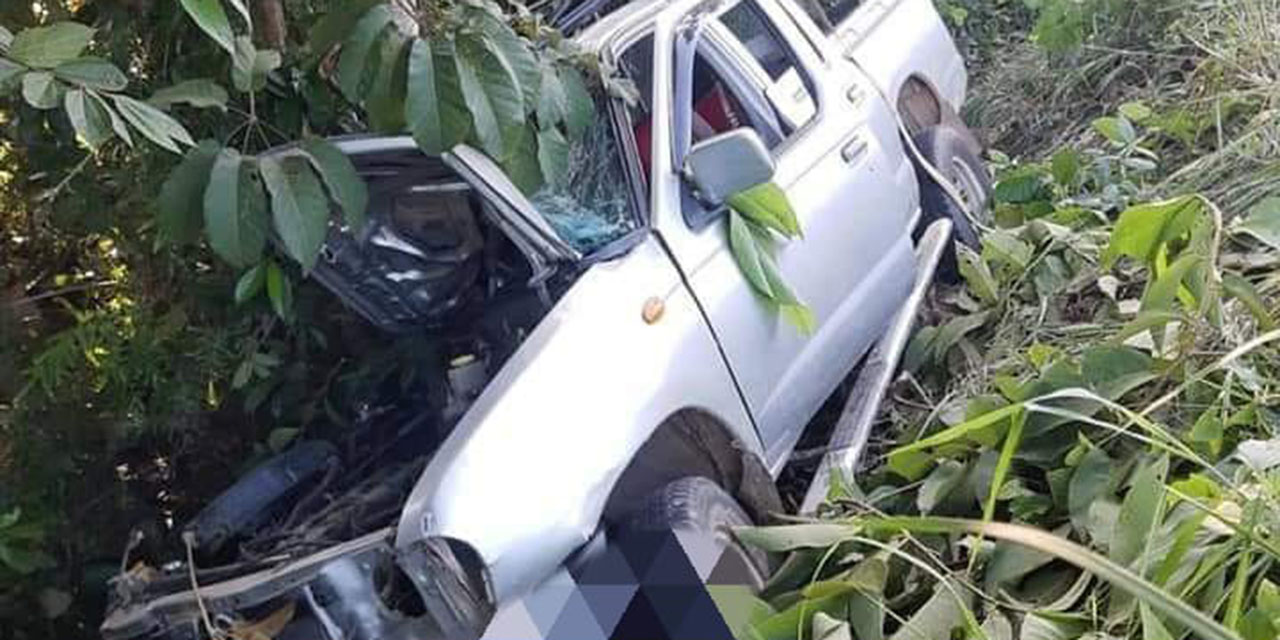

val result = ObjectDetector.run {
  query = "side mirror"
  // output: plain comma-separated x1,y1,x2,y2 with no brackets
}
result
683,128,775,206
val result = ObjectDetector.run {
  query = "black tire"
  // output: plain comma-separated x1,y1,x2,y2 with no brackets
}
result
620,476,770,590
911,126,993,283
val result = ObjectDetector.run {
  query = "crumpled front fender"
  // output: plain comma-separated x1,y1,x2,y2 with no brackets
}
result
394,237,759,603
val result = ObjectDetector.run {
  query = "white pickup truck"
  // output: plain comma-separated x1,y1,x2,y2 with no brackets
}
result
101,0,989,637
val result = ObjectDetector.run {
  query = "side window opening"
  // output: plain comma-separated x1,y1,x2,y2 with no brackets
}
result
716,0,817,135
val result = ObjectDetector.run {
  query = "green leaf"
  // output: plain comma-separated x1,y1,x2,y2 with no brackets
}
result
537,64,568,129
148,79,229,111
1141,603,1175,640
501,123,543,194
336,6,393,103
203,149,267,267
888,403,1024,480
21,71,62,109
112,94,195,153
455,33,524,158
8,23,94,69
1236,197,1280,252
260,155,331,272
366,28,409,132
982,229,1033,270
536,126,570,188
957,245,999,305
178,0,235,54
729,212,774,299
1238,609,1277,640
93,91,132,146
231,37,280,93
0,543,55,574
300,137,368,232
473,12,541,113
887,578,973,640
1068,447,1113,530
157,140,221,245
63,88,112,150
1104,195,1204,268
918,459,967,513
1222,273,1275,330
308,0,384,60
1050,148,1081,187
1093,116,1136,146
265,259,293,321
0,58,23,87
993,167,1047,205
812,612,853,640
1120,102,1154,123
406,38,470,155
1081,346,1156,400
0,25,13,52
560,64,594,139
1140,252,1203,313
53,57,126,90
727,182,801,238
234,263,266,304
1111,457,1168,568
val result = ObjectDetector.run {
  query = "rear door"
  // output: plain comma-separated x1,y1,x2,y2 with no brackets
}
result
654,0,918,469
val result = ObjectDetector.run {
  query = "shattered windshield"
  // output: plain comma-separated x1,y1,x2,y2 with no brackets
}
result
529,108,641,253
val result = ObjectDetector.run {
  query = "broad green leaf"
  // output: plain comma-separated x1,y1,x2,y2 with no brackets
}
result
157,140,220,245
406,38,470,155
53,57,126,90
366,28,409,132
472,11,541,113
1222,273,1275,330
729,212,774,299
64,89,112,150
536,127,570,188
1104,196,1204,268
1236,197,1280,252
1081,346,1156,400
232,37,281,93
957,245,998,305
92,91,132,146
260,155,331,272
265,259,293,321
707,585,775,640
992,166,1047,204
234,263,265,304
0,543,55,574
560,64,594,139
1257,580,1280,620
1120,101,1154,123
203,149,267,267
501,123,543,194
112,94,195,153
179,0,235,54
727,182,801,238
1068,447,1113,531
1141,603,1174,640
336,6,393,102
1050,148,1081,187
455,33,524,159
308,0,384,59
300,137,368,232
1111,457,1168,568
0,58,23,87
985,541,1055,591
1093,116,1136,146
537,64,568,129
918,459,967,513
8,23,94,69
1140,252,1203,313
0,25,13,52
148,79,229,110
21,71,62,109
887,578,973,640
1238,609,1276,640
982,229,1033,270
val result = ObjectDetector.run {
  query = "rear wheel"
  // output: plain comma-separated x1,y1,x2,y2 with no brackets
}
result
618,476,770,590
911,126,993,282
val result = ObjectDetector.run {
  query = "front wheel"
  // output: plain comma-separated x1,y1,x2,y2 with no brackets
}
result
911,126,993,282
617,476,770,590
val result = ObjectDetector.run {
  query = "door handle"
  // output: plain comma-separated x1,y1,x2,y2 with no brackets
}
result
841,136,868,164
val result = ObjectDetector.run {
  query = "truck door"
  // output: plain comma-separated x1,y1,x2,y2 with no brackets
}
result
648,0,918,470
